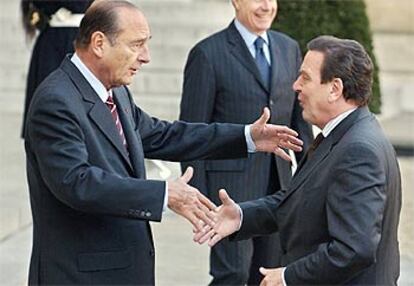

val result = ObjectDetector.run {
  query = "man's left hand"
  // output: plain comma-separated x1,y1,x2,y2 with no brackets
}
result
259,267,285,286
251,107,303,161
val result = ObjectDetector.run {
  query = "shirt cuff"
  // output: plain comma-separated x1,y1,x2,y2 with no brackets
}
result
282,267,287,286
237,204,243,231
244,125,256,153
163,181,168,211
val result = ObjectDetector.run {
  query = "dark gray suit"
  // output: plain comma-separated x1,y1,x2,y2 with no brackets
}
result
25,57,248,285
234,107,401,285
180,21,312,284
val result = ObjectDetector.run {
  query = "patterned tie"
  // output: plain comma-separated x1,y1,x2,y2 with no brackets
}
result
254,37,271,90
106,93,127,149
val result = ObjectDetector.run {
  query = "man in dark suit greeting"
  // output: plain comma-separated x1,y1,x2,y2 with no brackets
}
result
196,36,402,285
180,0,312,284
24,1,304,285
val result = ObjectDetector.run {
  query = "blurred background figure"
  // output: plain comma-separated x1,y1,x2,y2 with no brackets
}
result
20,0,93,138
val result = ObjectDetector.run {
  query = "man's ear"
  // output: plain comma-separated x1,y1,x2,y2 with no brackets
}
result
232,0,240,10
328,78,343,103
90,31,106,58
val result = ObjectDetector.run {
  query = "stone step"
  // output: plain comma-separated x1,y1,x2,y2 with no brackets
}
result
133,93,181,121
131,70,183,95
137,0,233,25
149,22,228,48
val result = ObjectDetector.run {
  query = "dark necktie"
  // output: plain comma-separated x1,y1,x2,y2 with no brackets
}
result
106,94,127,149
254,37,271,89
295,133,324,174
307,133,325,159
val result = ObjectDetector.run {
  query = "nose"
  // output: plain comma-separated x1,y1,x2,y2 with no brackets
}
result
261,0,270,10
261,0,274,10
292,77,301,93
138,44,151,65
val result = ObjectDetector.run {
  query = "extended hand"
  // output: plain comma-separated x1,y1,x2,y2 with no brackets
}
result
251,107,303,161
168,167,216,231
193,189,241,247
259,267,285,286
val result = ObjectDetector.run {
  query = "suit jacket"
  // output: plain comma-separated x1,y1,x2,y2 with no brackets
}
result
24,57,248,285
180,21,312,203
234,107,402,285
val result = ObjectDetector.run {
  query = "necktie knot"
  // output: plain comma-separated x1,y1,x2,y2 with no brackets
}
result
308,133,324,157
106,94,114,105
254,37,265,51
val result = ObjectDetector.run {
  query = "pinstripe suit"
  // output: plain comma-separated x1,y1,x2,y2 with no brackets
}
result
180,21,312,285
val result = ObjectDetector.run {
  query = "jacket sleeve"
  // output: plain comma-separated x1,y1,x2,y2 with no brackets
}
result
26,90,165,221
230,189,287,241
285,143,387,284
178,46,217,194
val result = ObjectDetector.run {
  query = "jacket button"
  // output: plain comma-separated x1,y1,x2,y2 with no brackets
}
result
145,212,151,217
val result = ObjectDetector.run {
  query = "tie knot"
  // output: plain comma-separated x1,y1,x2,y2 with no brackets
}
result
310,133,324,151
254,37,265,50
106,94,114,105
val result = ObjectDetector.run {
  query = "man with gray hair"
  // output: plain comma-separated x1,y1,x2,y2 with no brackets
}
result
24,1,303,284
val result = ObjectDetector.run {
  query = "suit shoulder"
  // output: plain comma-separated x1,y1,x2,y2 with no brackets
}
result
339,114,393,156
29,68,80,114
268,30,300,48
33,69,71,99
189,28,228,54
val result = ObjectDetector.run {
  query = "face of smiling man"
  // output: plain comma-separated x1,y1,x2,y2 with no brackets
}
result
232,0,277,35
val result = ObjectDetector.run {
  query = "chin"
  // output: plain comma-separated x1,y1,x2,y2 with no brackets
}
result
122,78,133,86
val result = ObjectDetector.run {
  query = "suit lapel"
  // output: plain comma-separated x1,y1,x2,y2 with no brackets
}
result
60,57,133,171
88,102,132,168
268,34,288,99
226,22,269,92
279,107,371,205
287,136,332,195
112,88,146,178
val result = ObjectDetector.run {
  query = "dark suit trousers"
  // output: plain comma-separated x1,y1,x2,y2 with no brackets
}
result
210,159,281,286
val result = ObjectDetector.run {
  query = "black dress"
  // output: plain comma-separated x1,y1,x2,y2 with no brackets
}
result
22,0,92,138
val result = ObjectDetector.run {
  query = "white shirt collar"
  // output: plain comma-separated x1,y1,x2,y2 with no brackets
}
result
321,107,357,137
234,19,269,48
71,53,110,103
234,19,271,64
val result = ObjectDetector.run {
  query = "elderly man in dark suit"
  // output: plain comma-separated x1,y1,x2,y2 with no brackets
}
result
196,35,402,285
24,1,304,285
180,0,312,284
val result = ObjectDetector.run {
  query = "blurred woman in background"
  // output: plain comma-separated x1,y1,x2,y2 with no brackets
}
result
20,0,93,138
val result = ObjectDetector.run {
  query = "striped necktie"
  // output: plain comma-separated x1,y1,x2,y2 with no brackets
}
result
106,92,127,149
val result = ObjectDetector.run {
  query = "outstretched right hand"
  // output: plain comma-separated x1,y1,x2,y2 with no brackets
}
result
193,189,241,247
167,167,216,231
